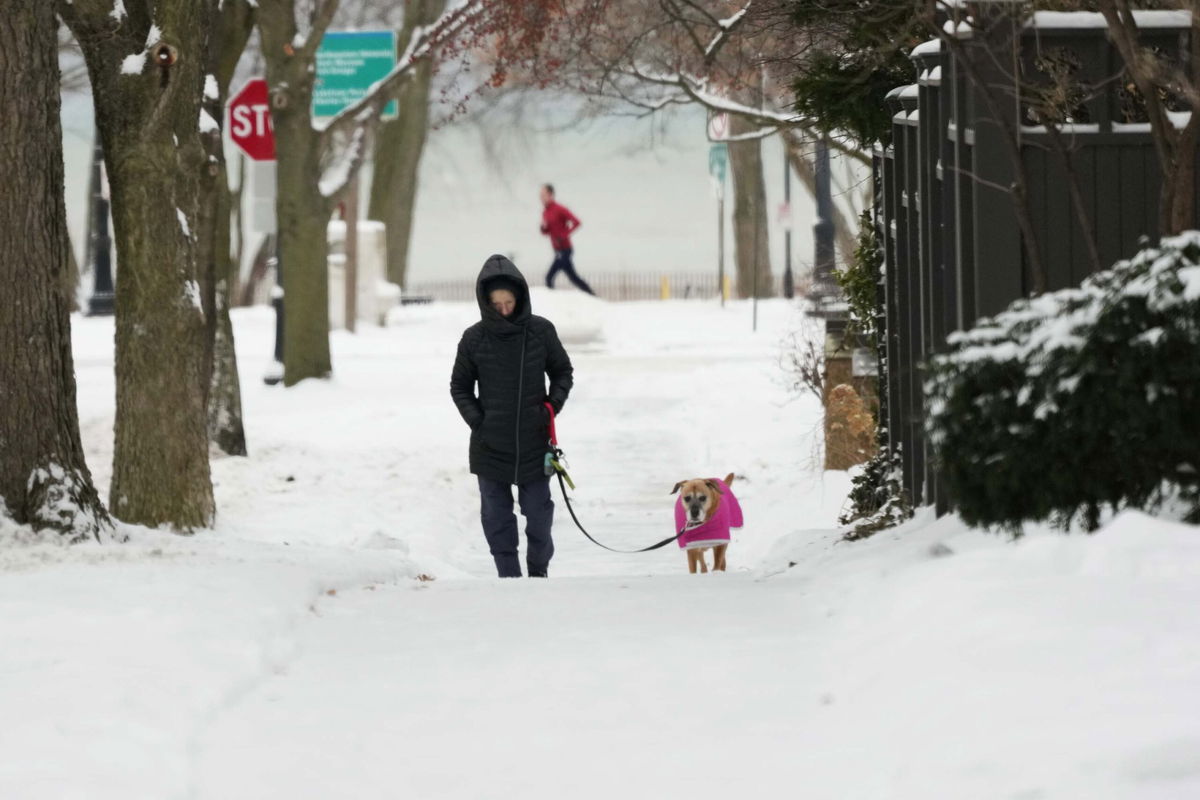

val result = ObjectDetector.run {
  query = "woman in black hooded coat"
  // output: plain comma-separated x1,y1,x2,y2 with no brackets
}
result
450,255,574,577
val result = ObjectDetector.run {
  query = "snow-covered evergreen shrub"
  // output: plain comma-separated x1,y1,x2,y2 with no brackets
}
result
926,233,1200,531
840,445,912,540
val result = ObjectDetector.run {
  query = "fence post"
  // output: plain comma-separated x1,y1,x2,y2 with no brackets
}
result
963,0,1026,316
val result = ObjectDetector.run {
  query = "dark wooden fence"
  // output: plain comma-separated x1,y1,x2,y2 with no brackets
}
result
875,4,1198,509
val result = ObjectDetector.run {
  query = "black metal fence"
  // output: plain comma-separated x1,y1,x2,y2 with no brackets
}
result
875,3,1198,509
410,271,785,303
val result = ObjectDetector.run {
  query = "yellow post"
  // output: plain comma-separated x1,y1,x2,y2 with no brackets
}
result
660,275,670,300
722,275,731,301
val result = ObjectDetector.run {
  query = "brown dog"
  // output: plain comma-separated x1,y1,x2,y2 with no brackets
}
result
671,473,737,574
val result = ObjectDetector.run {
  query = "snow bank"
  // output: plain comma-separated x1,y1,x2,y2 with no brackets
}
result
528,286,605,345
6,299,1197,798
0,526,422,799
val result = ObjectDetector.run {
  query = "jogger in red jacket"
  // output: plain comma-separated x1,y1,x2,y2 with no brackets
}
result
540,184,596,296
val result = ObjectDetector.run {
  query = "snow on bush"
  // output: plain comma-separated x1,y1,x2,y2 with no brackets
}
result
926,232,1200,531
528,287,605,345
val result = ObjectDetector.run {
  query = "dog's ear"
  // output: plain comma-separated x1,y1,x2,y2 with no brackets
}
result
723,472,735,486
705,479,724,495
670,481,684,495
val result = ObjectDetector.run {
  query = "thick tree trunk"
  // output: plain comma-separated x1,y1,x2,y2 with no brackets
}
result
63,0,215,530
274,109,333,385
63,227,81,312
260,20,333,386
198,0,253,455
368,0,445,289
0,1,108,540
728,116,774,299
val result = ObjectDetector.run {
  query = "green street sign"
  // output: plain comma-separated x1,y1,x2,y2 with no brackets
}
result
708,143,728,184
314,30,398,119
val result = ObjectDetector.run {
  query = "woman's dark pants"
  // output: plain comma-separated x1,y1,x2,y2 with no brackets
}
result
478,476,555,578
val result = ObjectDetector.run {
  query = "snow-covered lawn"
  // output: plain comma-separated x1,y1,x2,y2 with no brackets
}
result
2,295,1198,799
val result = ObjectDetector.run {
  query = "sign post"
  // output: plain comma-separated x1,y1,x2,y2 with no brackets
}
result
227,78,283,383
708,142,728,307
707,110,732,307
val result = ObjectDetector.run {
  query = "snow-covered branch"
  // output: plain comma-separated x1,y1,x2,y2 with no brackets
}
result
297,0,341,60
703,1,750,64
319,123,369,201
316,0,486,145
621,66,870,165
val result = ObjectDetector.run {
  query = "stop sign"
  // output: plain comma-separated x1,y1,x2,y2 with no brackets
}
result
228,78,275,161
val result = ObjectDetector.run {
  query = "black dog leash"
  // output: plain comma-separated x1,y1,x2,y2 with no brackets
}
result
543,402,686,554
554,470,686,553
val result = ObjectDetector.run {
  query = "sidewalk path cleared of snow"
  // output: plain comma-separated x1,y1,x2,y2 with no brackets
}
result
2,295,1198,799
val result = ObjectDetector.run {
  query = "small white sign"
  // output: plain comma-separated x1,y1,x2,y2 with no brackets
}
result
852,347,879,377
707,111,731,142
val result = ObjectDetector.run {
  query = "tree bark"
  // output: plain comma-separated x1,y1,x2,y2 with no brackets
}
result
368,0,446,289
63,226,81,312
258,5,334,386
62,0,215,530
0,1,109,540
728,115,775,298
198,0,253,456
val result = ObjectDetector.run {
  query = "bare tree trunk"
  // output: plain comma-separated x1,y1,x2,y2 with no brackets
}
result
0,1,109,540
198,0,254,456
1096,0,1198,235
728,115,774,298
63,226,81,312
274,111,333,385
258,6,333,386
368,0,445,289
62,0,215,530
230,153,247,305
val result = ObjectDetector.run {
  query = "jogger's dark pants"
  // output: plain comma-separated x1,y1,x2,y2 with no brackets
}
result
545,248,595,295
478,475,555,578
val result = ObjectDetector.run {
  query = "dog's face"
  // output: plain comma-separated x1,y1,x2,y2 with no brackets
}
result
671,478,724,527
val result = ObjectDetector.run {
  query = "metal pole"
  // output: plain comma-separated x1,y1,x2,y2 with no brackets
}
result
752,196,759,333
86,132,115,316
344,175,359,333
265,234,284,385
783,151,794,300
718,193,725,307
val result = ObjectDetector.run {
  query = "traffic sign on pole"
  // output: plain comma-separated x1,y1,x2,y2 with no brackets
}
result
228,79,275,161
314,31,398,119
707,111,731,142
708,143,728,200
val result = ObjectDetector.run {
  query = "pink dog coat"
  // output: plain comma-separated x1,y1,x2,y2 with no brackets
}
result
674,478,743,550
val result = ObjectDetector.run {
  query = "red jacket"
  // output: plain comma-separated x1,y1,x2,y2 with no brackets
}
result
541,201,581,251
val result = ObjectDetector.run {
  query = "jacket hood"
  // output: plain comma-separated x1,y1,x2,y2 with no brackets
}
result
476,254,531,330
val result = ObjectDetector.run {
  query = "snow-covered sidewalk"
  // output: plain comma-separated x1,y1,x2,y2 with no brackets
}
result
2,296,1198,799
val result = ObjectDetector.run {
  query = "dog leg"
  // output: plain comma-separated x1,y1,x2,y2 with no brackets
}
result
687,550,698,574
714,544,727,572
696,548,709,574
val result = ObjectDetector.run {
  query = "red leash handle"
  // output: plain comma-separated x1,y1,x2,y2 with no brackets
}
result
544,401,558,446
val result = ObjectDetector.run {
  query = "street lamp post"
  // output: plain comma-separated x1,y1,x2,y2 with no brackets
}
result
782,154,794,299
264,235,284,385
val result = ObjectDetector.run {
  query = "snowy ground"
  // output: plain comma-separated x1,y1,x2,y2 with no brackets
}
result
2,296,1199,799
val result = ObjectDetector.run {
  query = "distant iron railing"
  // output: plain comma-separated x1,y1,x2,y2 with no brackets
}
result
408,271,785,302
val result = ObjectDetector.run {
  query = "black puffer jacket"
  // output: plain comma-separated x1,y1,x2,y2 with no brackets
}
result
450,255,574,485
